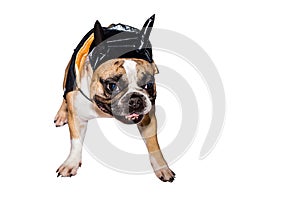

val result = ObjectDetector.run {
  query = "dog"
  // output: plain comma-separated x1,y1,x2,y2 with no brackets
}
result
54,15,175,182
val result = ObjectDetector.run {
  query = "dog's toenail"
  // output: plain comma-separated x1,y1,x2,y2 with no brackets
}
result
171,171,176,176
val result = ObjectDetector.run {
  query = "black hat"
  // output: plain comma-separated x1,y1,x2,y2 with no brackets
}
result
89,14,155,71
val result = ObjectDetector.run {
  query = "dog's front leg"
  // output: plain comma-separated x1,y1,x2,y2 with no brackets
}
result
57,92,87,177
137,107,176,182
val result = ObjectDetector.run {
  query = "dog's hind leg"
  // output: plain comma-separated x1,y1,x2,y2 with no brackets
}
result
56,92,88,177
137,106,176,182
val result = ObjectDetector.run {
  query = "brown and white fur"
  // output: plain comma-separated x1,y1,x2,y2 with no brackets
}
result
54,57,175,182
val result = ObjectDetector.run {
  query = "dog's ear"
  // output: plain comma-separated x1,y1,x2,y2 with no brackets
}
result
138,14,155,49
94,20,105,46
151,63,159,74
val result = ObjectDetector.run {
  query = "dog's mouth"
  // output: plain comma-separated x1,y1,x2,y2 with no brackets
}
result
94,95,144,124
114,112,144,124
125,113,140,120
94,96,112,115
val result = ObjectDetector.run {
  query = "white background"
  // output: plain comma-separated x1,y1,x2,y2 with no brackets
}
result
0,0,300,199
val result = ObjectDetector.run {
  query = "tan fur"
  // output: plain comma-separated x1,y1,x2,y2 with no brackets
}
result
90,58,157,101
90,59,125,99
133,58,159,75
138,107,175,180
93,59,126,80
66,92,80,139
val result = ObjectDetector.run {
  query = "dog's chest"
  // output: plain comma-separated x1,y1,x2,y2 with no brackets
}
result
74,70,108,119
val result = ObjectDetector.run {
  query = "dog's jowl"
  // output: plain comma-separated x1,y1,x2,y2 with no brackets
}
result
54,15,175,182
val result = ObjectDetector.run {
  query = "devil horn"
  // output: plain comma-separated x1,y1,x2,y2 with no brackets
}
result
93,20,105,46
138,14,155,49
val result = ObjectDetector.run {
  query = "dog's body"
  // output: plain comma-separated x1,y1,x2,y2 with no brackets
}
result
54,15,175,182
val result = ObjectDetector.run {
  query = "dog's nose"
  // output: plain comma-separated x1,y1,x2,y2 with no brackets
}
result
128,94,144,111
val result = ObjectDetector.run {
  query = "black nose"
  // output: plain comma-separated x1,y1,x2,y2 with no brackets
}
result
128,94,144,112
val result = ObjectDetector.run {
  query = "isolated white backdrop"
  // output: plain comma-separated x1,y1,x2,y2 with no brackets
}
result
0,0,300,199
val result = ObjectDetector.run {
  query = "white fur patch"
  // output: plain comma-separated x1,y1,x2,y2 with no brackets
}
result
63,139,82,165
122,59,138,89
150,154,167,171
74,67,99,120
121,59,152,114
70,139,82,156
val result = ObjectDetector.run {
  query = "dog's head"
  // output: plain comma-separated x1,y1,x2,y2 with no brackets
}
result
89,15,158,124
90,58,158,124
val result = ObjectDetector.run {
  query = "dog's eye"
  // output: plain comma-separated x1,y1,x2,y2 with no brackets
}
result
106,83,118,93
143,82,154,90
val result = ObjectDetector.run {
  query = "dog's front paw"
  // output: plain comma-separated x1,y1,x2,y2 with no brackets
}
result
154,167,176,183
56,158,82,177
54,101,68,127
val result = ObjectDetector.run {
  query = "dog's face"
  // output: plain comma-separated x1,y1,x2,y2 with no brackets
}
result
90,58,158,124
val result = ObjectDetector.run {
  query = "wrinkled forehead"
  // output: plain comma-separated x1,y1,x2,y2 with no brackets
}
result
94,58,154,80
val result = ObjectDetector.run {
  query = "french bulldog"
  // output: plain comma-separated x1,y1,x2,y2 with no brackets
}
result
54,15,175,182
